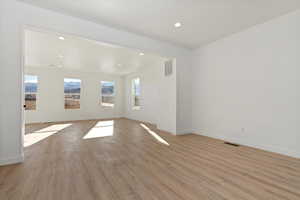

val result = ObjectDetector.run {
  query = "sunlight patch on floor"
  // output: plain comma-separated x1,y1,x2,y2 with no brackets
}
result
140,123,169,146
83,120,114,139
24,123,72,147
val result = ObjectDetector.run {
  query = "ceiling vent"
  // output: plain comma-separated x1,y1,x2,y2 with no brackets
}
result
164,60,173,77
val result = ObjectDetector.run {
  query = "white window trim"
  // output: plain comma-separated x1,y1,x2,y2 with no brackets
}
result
131,77,141,110
100,81,115,108
24,74,38,111
64,78,82,110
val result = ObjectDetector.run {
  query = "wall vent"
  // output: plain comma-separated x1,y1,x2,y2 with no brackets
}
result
224,142,240,147
164,60,173,76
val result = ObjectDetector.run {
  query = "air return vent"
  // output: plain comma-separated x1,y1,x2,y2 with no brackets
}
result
224,142,240,147
164,60,173,76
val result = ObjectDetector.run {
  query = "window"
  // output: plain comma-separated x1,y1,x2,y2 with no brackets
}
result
64,78,81,109
132,78,141,109
24,75,38,110
101,81,115,107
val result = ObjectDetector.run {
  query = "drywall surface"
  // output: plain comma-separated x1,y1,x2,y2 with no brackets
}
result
24,66,123,123
0,0,191,165
192,10,300,158
124,60,176,132
176,57,193,134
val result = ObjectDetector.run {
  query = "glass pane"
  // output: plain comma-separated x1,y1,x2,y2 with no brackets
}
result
133,78,140,96
134,96,141,107
101,81,115,107
24,75,38,110
64,78,81,109
132,78,141,108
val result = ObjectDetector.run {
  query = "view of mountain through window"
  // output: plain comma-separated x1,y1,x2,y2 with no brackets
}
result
101,81,115,107
64,78,81,109
24,75,38,110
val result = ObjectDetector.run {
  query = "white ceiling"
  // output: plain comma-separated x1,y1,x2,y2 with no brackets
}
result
20,0,300,49
25,29,166,75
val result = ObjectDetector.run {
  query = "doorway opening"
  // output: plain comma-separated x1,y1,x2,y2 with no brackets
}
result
22,27,176,155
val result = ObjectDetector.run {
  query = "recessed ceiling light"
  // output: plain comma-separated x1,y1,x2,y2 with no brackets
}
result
58,36,65,40
58,55,64,58
117,64,122,67
139,52,145,56
174,22,182,28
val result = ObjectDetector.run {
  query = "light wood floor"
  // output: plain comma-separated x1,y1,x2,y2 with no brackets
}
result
1,118,300,200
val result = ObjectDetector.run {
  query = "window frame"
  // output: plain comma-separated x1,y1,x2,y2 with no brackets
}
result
100,80,115,108
24,74,38,111
131,77,141,110
63,78,82,110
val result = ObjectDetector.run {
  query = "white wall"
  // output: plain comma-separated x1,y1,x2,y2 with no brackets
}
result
123,60,176,132
0,0,191,165
192,10,300,158
176,57,193,134
25,66,123,123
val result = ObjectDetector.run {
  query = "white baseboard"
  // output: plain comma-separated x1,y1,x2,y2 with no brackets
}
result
195,132,300,159
0,154,24,166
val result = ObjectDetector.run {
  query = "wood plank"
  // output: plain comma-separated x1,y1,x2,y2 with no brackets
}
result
0,119,299,200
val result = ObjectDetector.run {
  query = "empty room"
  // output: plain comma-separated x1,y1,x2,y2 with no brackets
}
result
0,0,300,200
